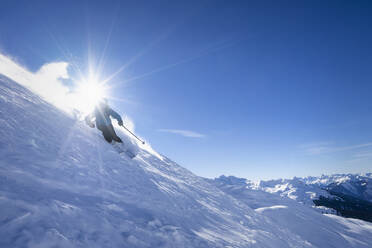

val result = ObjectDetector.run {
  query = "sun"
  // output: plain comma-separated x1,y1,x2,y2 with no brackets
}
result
74,76,109,114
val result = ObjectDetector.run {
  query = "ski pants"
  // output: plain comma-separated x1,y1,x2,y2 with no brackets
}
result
97,124,122,143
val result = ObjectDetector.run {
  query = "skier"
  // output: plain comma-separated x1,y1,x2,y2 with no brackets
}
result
85,99,124,143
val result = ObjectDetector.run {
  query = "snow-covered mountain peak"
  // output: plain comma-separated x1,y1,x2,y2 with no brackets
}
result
214,175,249,186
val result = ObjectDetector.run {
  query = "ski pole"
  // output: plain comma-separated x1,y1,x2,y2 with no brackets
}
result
121,125,145,144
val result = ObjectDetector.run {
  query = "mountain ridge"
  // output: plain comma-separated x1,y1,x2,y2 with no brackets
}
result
213,173,372,220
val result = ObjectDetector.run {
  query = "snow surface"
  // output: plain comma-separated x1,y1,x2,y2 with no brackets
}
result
254,205,288,213
1,75,372,247
212,176,372,247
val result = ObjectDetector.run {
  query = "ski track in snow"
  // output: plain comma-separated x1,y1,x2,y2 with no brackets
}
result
255,205,288,213
0,74,372,247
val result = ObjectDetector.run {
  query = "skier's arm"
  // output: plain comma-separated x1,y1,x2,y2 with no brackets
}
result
108,108,123,126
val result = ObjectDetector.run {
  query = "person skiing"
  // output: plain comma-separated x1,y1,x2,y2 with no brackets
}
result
85,99,124,143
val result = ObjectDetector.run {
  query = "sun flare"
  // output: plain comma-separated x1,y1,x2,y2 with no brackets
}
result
74,76,109,114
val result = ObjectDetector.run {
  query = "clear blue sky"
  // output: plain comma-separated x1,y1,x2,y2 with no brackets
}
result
1,0,372,180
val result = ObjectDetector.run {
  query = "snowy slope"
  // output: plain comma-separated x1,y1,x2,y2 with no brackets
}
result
211,177,372,247
1,75,372,247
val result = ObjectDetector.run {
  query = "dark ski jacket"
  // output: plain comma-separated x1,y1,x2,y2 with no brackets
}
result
85,103,122,128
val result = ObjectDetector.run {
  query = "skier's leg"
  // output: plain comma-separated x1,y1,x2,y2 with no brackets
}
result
108,124,123,143
98,125,113,143
113,135,122,143
102,131,113,143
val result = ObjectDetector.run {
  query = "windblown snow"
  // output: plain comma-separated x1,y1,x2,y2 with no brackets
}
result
1,74,372,247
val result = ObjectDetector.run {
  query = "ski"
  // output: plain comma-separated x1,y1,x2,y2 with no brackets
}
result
112,142,136,159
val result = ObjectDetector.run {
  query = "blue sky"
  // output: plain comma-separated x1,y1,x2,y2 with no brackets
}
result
1,0,372,180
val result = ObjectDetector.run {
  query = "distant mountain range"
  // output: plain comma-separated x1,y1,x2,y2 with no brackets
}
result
212,173,372,222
